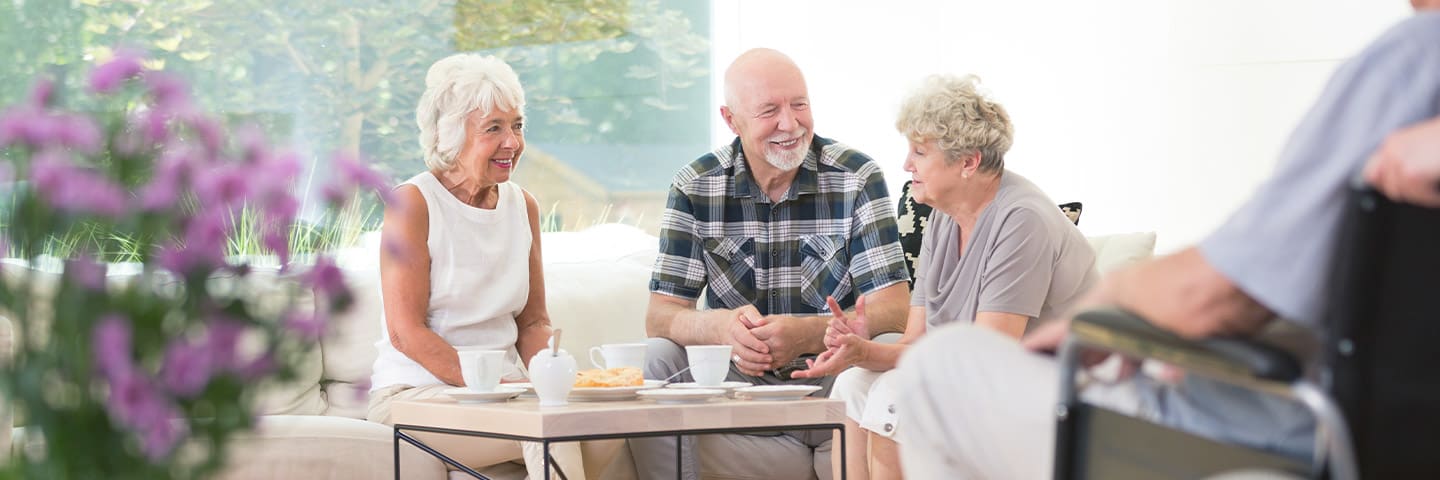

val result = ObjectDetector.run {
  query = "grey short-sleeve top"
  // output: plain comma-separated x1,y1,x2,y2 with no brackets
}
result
911,171,1098,334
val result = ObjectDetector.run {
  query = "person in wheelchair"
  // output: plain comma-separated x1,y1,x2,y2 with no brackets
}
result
890,5,1440,479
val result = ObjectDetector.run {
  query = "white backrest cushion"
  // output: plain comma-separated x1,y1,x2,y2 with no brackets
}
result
237,267,327,416
539,225,658,371
1087,232,1158,274
320,254,383,419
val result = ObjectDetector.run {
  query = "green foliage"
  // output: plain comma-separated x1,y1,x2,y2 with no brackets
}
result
0,0,710,205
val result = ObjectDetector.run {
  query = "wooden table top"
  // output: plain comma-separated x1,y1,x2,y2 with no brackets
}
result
391,395,846,439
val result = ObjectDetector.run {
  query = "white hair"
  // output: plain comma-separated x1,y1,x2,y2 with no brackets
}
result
895,74,1013,172
415,54,525,171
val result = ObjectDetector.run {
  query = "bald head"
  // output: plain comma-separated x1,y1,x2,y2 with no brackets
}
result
723,48,807,109
719,48,815,173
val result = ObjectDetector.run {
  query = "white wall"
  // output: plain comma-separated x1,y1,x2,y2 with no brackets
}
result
710,0,1410,253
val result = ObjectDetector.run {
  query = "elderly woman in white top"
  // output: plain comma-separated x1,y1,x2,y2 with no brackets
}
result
794,74,1099,479
365,53,616,479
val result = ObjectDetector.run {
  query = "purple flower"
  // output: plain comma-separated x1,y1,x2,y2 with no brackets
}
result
105,369,184,461
282,310,327,342
332,153,394,204
92,314,134,380
0,108,25,147
263,194,299,225
204,317,244,371
0,107,57,148
182,112,224,153
235,352,276,381
65,257,107,291
249,151,301,201
138,108,172,145
157,212,231,275
301,256,348,301
193,165,251,207
89,49,144,94
321,183,348,207
54,114,102,154
27,77,55,108
144,72,190,113
29,151,127,218
263,229,290,266
159,340,212,397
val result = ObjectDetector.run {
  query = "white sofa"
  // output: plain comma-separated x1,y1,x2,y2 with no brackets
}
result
1,225,1156,479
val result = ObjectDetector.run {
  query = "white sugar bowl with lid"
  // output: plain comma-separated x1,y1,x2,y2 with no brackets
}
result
529,347,576,407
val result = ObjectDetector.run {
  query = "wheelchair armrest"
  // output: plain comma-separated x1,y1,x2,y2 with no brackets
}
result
1070,307,1303,383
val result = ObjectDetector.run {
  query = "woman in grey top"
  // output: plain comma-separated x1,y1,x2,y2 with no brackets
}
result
795,74,1099,479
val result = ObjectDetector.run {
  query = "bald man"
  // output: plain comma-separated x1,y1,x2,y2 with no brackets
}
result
631,49,911,479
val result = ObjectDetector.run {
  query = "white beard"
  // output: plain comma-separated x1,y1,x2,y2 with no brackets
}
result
763,129,810,171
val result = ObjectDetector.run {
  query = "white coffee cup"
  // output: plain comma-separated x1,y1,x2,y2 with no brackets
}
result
589,343,647,370
458,348,507,392
685,345,733,386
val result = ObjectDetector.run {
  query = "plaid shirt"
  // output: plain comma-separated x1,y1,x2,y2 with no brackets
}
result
650,135,910,319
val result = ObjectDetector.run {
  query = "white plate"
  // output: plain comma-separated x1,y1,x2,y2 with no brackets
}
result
568,380,665,402
666,381,752,391
445,386,524,404
637,388,726,404
734,385,823,401
507,382,536,397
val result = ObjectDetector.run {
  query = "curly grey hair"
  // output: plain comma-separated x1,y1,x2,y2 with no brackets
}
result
895,74,1013,172
415,54,526,171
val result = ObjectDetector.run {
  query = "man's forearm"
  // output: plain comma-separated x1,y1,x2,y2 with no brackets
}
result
861,282,912,336
646,296,724,345
1113,248,1274,339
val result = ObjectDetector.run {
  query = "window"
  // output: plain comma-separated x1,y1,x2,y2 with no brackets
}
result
1,0,711,245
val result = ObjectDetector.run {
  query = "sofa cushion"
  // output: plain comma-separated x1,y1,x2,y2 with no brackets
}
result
216,415,444,480
541,224,658,369
320,260,383,419
1087,231,1158,274
239,266,328,417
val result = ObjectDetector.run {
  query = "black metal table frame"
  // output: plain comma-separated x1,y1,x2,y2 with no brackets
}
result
394,422,847,480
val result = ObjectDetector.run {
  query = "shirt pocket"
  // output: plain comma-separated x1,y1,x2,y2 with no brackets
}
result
799,235,853,309
703,236,757,308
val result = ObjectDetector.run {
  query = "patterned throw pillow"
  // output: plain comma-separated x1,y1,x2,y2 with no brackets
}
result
894,181,1083,286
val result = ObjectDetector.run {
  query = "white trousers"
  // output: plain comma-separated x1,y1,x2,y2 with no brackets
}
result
830,367,902,439
892,323,1151,480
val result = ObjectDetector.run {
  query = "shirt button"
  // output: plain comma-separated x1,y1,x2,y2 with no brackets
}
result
888,404,896,414
883,423,894,433
771,250,778,258
770,291,778,297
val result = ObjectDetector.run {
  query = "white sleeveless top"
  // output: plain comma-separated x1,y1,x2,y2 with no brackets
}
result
370,172,532,391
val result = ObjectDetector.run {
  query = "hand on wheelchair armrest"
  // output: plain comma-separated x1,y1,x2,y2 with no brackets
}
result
1068,307,1303,384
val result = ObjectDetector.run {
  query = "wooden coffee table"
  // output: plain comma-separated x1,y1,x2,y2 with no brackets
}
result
391,395,848,479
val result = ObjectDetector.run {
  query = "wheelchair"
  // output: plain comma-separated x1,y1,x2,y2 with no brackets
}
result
1053,184,1440,480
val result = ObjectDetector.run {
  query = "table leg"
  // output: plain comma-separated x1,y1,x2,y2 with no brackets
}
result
676,434,684,478
541,440,573,480
394,428,401,480
839,426,847,480
543,440,552,480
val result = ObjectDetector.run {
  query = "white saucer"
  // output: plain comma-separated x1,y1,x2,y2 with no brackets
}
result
666,381,752,391
507,382,537,397
734,385,823,401
569,380,665,402
637,388,726,404
445,386,524,404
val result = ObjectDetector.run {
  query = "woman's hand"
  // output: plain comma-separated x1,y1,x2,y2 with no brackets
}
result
791,334,868,378
824,295,870,348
